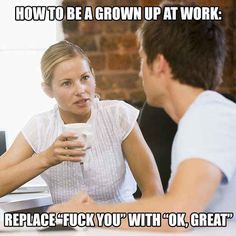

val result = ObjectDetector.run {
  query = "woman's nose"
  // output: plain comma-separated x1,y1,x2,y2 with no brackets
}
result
74,81,85,95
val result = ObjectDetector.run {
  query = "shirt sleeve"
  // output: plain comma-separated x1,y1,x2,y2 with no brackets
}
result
116,101,139,141
175,105,236,184
21,115,40,153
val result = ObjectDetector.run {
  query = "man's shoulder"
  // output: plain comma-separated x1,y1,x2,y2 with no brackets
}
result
196,91,236,108
183,91,236,121
177,92,236,139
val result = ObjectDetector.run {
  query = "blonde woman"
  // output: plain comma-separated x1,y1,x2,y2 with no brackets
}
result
0,40,163,204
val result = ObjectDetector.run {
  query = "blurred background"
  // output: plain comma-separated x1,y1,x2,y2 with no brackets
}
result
62,0,236,105
0,0,235,147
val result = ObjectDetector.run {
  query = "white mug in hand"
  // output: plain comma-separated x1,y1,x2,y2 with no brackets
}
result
63,123,93,162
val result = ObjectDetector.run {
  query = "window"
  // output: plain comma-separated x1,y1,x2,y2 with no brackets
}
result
0,0,62,146
0,0,63,187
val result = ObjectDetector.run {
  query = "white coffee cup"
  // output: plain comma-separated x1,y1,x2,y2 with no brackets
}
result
63,123,93,161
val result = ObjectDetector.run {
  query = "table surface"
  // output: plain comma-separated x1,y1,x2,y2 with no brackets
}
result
0,192,51,203
0,192,52,216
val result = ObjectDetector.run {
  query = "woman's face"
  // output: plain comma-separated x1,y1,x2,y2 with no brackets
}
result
50,55,96,123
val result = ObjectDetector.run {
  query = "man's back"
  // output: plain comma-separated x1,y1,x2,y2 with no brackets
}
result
171,91,236,215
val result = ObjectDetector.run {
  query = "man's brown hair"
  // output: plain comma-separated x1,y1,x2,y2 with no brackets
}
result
138,1,226,90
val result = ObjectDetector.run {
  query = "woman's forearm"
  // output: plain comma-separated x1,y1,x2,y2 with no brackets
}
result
0,152,50,197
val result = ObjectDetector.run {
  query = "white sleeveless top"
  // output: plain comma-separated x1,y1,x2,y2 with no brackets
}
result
22,99,139,204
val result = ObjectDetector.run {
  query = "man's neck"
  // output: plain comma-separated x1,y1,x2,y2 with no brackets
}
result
163,83,205,124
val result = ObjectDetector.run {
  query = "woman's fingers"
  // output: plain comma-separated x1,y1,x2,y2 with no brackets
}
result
44,131,88,166
56,147,86,157
57,132,78,141
59,140,85,149
58,155,84,162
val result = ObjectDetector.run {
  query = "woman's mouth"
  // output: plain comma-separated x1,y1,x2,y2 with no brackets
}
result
73,98,90,107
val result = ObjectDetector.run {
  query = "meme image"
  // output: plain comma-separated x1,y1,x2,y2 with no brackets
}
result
0,0,236,235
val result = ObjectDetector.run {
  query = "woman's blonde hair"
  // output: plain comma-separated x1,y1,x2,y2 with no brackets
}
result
41,40,94,85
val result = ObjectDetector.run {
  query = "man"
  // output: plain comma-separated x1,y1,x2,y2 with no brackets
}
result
49,2,236,232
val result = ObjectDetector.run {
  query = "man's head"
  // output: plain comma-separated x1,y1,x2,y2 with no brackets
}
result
138,2,226,98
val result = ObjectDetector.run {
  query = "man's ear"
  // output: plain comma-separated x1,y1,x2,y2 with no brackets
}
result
41,83,54,98
152,54,169,76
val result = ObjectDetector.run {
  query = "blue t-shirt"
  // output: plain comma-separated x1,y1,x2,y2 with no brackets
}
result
170,91,236,216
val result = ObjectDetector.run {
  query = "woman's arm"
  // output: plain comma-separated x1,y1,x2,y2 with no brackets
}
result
122,122,164,197
0,132,45,196
0,131,86,197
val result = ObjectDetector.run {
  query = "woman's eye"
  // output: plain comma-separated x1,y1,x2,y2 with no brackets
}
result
62,81,71,87
81,75,90,81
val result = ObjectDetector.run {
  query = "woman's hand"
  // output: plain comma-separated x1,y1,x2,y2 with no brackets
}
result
40,132,86,167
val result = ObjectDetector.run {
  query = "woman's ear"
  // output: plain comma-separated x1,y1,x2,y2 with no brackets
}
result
41,83,54,98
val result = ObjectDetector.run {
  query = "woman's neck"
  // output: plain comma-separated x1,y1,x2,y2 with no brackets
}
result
58,108,91,124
